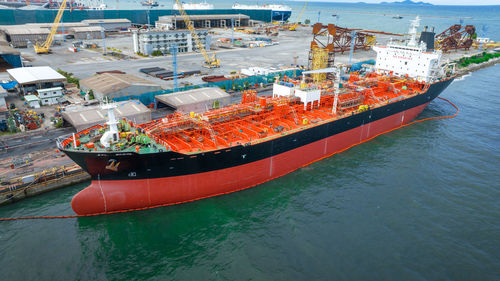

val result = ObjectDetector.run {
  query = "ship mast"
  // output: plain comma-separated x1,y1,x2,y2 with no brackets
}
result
100,101,120,148
407,16,420,47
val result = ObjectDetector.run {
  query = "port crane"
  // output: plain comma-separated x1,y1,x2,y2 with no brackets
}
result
34,0,67,54
289,0,308,31
173,0,220,68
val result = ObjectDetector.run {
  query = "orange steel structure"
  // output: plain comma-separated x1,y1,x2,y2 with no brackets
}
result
435,24,476,52
137,74,427,154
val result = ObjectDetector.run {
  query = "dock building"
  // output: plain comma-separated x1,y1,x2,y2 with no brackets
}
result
62,100,151,131
80,73,162,101
132,29,210,55
155,14,250,30
7,66,66,95
155,87,231,113
81,19,131,32
70,26,103,40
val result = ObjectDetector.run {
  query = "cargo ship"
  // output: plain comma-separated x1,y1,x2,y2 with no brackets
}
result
59,17,455,215
0,0,105,9
173,1,214,10
232,3,292,22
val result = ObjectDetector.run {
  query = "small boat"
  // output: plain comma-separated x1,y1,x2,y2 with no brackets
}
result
141,0,158,7
393,15,403,19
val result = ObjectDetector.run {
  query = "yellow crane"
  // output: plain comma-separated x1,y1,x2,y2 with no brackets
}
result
289,0,308,31
174,0,220,68
34,0,67,54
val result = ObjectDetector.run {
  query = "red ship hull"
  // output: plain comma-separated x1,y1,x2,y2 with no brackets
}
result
72,102,429,215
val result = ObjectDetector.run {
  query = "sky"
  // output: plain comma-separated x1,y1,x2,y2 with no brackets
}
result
297,0,500,5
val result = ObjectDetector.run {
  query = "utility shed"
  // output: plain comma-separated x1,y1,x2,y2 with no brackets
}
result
155,87,231,114
24,94,40,108
7,66,66,94
62,100,151,131
80,73,162,101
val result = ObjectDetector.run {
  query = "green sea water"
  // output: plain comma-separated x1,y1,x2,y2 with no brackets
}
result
1,65,499,280
2,2,500,278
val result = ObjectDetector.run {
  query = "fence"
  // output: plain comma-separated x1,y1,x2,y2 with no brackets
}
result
113,69,303,105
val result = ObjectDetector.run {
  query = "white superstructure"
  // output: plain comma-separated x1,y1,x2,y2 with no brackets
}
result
173,1,214,10
373,17,442,83
232,3,291,12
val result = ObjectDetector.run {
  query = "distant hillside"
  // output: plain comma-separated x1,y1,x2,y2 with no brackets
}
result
380,0,433,6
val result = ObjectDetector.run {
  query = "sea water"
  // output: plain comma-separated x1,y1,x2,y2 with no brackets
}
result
0,3,499,280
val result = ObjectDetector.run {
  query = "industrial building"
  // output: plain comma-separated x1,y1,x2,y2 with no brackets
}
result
0,36,21,69
155,87,231,113
0,19,129,47
70,26,103,40
80,72,162,101
62,100,151,131
81,19,131,32
0,23,91,48
0,27,49,48
7,66,66,94
155,14,250,30
132,29,210,55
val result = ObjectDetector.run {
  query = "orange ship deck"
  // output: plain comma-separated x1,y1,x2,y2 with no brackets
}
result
135,73,428,154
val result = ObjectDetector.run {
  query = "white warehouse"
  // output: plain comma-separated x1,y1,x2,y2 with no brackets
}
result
132,29,210,55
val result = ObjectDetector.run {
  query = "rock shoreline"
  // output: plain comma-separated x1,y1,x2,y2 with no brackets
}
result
456,56,500,77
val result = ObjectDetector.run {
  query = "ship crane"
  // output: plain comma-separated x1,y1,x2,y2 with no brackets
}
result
173,0,220,68
34,0,67,54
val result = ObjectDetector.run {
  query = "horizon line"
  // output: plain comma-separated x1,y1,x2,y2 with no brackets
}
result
288,0,500,6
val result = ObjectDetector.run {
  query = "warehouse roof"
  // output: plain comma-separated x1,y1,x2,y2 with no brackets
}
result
82,19,131,24
7,66,66,85
70,26,103,32
155,87,229,108
80,73,160,95
62,100,150,131
158,14,249,21
3,28,49,35
26,22,88,28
